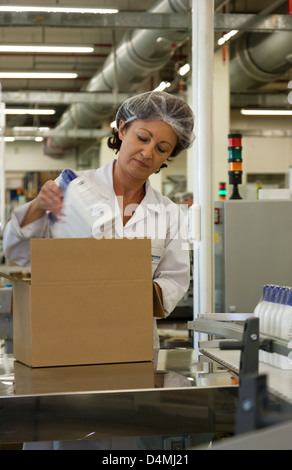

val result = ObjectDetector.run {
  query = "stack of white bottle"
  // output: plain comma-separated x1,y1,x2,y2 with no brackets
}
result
254,284,292,370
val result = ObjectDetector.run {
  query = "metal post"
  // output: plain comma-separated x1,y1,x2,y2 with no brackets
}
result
0,83,5,234
192,0,215,342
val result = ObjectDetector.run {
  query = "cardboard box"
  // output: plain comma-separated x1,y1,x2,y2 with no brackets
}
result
1,238,161,368
14,360,154,395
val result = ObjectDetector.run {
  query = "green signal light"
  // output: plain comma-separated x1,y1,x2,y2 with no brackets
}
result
218,189,227,196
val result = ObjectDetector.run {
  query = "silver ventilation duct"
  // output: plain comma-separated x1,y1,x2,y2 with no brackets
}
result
44,0,191,156
228,0,292,94
44,1,292,156
230,30,292,93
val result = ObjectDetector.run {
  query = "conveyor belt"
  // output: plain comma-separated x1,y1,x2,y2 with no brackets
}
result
189,316,290,357
200,348,292,405
0,350,239,444
189,315,292,405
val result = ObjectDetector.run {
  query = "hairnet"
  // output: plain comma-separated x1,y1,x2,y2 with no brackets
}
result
115,91,195,157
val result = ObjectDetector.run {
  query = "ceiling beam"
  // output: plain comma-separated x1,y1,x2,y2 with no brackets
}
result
1,11,292,33
215,13,292,32
231,93,291,108
230,128,292,137
2,128,111,139
1,12,292,33
0,11,191,30
1,91,132,105
6,90,290,110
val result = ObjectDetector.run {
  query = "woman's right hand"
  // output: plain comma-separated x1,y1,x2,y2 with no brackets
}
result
20,180,64,227
35,179,64,218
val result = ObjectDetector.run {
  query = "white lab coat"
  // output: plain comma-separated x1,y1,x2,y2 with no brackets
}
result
3,160,190,348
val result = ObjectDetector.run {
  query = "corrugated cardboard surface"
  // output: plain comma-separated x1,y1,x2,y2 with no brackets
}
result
12,238,154,368
14,360,154,395
13,281,32,366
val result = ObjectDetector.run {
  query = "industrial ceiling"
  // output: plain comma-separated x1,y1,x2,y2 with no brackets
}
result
1,0,292,154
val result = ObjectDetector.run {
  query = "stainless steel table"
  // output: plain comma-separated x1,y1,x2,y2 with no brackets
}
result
0,349,239,445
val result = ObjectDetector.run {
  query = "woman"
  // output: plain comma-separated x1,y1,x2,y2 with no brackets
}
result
4,90,195,450
3,91,195,347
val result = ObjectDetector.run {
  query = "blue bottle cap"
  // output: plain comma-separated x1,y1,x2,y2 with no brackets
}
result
59,168,77,192
286,289,292,307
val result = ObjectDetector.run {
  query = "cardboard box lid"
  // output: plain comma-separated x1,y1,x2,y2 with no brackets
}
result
1,237,165,321
30,238,152,284
0,239,165,317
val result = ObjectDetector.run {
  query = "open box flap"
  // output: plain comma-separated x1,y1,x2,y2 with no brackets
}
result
0,272,31,284
153,282,165,318
30,238,151,283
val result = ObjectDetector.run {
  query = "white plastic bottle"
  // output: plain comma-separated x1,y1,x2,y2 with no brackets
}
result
270,286,286,367
265,285,279,336
271,287,286,337
254,284,272,363
263,285,279,364
49,168,77,225
51,169,117,239
260,285,274,330
279,288,292,370
254,284,269,318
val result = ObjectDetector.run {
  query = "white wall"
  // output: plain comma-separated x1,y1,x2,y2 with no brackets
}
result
231,110,292,177
4,141,76,172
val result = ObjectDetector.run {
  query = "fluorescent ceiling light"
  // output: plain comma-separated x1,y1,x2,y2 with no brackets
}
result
218,30,239,46
0,72,77,79
0,45,94,53
0,6,118,14
4,136,43,141
241,108,292,116
178,63,190,76
13,126,50,131
154,81,171,92
5,109,55,115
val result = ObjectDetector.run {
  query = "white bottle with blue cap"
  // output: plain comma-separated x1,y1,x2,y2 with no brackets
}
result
50,168,117,239
254,284,270,363
279,288,292,369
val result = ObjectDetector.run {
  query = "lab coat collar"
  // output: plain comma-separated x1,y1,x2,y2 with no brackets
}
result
95,160,116,199
96,160,162,214
143,180,162,214
124,180,162,227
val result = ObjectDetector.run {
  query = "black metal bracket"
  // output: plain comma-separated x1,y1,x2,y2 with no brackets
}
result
220,316,259,377
219,317,290,435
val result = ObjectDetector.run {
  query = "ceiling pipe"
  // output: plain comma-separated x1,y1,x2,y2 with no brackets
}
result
43,0,292,155
229,0,292,92
230,30,292,92
43,0,191,157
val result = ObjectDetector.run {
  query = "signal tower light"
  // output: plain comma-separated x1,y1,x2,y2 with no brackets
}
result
218,182,227,200
228,133,242,200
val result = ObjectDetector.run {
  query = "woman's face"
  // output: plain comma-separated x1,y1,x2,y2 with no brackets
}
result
117,119,178,182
